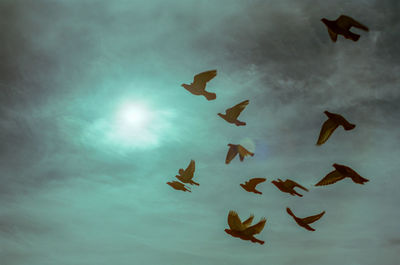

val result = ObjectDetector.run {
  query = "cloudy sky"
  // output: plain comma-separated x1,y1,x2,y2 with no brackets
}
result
1,0,399,264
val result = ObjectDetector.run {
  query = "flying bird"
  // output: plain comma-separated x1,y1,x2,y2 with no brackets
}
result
240,178,266,194
225,144,254,164
286,207,325,231
316,110,356,145
181,70,217,100
218,100,249,126
321,15,369,42
224,211,267,245
175,160,199,186
315,163,369,186
166,181,191,192
271,179,309,197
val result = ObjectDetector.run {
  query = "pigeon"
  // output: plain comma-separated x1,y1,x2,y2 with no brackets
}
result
166,181,191,192
218,100,249,126
271,179,309,197
315,163,369,186
225,144,254,164
321,15,369,42
175,160,199,186
316,110,355,145
240,178,266,194
181,70,217,100
286,207,325,231
224,211,267,245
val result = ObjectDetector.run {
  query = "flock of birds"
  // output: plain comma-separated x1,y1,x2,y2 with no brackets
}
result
166,15,370,245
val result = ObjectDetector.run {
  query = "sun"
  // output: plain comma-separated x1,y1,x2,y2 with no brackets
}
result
117,102,152,130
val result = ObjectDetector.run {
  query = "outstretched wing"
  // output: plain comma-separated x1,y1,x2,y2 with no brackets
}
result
315,170,345,186
238,145,254,161
183,160,195,179
225,100,249,120
193,70,217,86
302,211,325,224
284,179,308,191
337,15,369,31
228,211,245,232
246,178,266,189
243,218,267,236
316,118,339,145
225,144,238,164
242,214,254,228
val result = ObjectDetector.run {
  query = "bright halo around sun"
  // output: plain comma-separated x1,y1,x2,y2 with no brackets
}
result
110,100,168,148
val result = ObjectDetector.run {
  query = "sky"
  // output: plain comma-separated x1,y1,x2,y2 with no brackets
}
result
1,0,399,264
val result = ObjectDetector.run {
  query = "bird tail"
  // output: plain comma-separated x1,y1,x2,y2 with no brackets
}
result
204,91,216,100
234,120,246,126
286,207,295,217
347,32,360,41
191,180,200,186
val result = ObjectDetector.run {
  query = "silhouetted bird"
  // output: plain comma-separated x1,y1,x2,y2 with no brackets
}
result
218,100,249,126
321,15,369,42
240,178,266,194
225,144,254,164
225,211,266,245
315,163,369,186
175,160,199,185
286,207,325,231
271,179,309,197
167,181,191,192
181,70,217,100
316,110,355,145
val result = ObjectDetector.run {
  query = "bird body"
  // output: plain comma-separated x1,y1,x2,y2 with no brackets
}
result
321,15,369,42
271,178,308,197
286,208,325,231
182,70,217,100
316,110,355,145
315,163,369,186
175,160,199,186
240,178,266,194
167,181,191,192
218,100,249,126
225,211,266,245
225,144,254,164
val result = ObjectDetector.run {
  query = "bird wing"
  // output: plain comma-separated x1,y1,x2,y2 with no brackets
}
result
193,70,217,86
302,211,325,224
246,178,266,189
243,218,266,236
225,145,238,164
183,160,195,180
284,179,308,191
316,118,339,145
225,100,249,120
337,15,369,31
228,211,245,231
315,170,345,186
242,214,254,228
238,145,254,161
335,114,355,130
328,28,338,42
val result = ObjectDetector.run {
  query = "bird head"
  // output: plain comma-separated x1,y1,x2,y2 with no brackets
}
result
181,84,190,89
217,113,225,118
239,183,246,189
178,169,184,175
321,18,329,26
271,180,278,185
224,229,233,235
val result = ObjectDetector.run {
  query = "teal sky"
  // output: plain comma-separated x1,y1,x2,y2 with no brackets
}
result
1,0,399,264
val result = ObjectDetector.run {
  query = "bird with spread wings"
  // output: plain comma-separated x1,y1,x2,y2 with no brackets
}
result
240,178,266,194
286,208,325,231
181,70,217,100
321,15,369,42
175,160,199,186
225,211,267,245
315,163,369,186
271,178,309,197
218,100,249,126
316,111,356,145
225,144,254,164
166,181,191,192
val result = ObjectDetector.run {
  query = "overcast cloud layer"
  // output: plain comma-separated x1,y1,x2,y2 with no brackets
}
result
1,1,399,265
